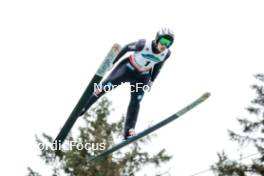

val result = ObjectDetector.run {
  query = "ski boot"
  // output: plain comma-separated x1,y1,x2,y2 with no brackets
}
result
124,128,136,140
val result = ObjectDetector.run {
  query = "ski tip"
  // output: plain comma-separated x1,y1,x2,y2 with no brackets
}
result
202,92,211,100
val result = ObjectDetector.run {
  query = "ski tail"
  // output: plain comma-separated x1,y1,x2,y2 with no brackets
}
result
54,44,122,149
88,92,211,162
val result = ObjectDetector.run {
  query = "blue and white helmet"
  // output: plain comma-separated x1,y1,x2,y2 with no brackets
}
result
155,28,175,47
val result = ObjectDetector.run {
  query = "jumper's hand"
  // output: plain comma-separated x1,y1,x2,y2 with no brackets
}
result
147,81,153,92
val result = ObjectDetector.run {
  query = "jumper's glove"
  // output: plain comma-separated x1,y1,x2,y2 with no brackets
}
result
147,81,153,92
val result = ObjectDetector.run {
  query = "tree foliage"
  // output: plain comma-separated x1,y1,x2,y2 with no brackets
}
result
212,74,264,176
28,97,172,176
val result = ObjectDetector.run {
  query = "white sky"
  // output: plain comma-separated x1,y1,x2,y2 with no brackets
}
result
0,0,264,175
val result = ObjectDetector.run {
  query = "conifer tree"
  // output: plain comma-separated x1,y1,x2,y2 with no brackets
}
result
28,97,172,176
212,74,264,176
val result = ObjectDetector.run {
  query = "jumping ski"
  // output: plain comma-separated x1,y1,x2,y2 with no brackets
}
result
88,92,211,162
54,44,122,149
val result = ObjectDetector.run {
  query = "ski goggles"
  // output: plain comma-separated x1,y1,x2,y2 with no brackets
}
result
159,37,172,47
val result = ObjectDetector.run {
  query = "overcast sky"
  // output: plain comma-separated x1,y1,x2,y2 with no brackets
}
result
0,0,264,175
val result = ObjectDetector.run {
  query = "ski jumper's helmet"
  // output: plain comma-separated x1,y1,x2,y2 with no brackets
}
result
155,28,174,47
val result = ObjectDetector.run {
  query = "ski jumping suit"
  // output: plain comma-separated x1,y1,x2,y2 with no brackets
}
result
81,39,171,138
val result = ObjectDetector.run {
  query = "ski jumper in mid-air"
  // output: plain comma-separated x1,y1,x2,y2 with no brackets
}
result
79,28,175,139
